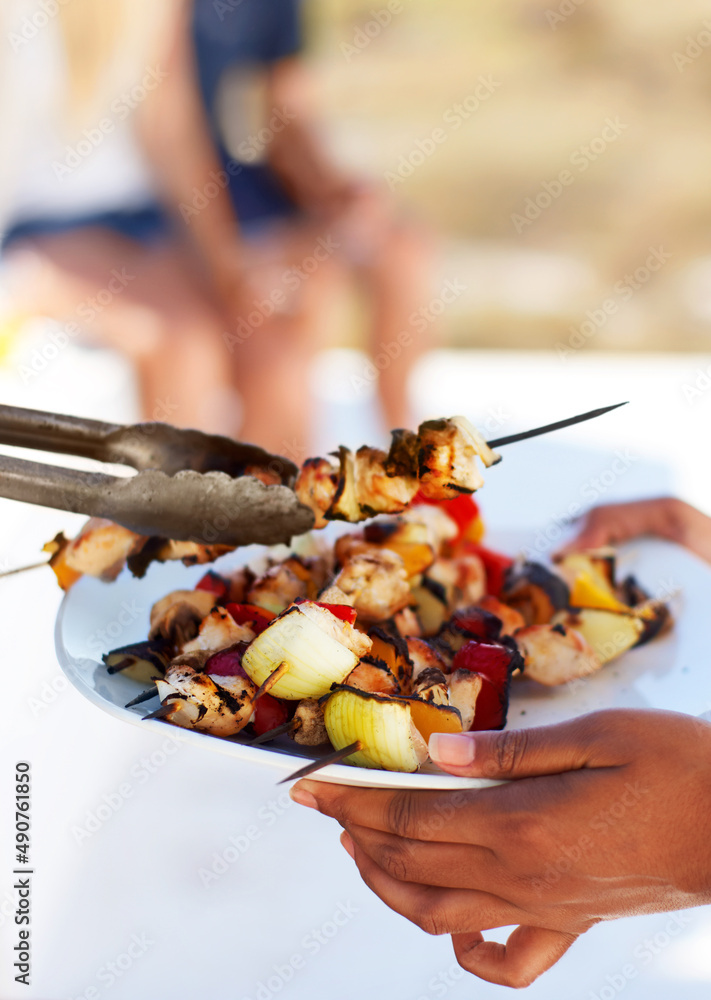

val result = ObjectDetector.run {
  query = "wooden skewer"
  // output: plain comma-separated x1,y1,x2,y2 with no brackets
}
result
142,702,175,722
106,658,133,676
249,718,300,746
277,741,362,784
252,662,289,702
125,687,159,709
0,559,49,579
487,402,628,449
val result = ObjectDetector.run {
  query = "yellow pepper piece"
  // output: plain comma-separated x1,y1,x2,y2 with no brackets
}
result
570,572,629,612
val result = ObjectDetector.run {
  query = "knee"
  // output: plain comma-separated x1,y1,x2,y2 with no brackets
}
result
375,218,439,278
125,303,226,361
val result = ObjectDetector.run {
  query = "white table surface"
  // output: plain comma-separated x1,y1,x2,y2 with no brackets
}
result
2,347,711,999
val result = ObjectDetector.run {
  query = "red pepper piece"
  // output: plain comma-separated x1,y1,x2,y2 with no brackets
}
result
413,492,481,538
314,602,358,625
225,603,276,635
469,676,508,731
462,543,513,598
195,571,229,601
252,694,290,736
452,640,512,687
451,639,517,730
449,606,503,643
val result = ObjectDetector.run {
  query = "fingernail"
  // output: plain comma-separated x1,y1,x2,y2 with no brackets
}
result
429,732,476,766
289,782,319,810
340,831,355,859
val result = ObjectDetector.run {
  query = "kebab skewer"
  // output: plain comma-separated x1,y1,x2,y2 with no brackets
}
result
111,495,671,777
23,405,626,590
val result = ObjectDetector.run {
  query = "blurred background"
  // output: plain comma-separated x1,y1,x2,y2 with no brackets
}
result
1,0,711,457
3,5,711,999
312,0,711,352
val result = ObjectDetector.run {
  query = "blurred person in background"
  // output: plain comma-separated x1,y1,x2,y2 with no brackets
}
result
0,0,436,452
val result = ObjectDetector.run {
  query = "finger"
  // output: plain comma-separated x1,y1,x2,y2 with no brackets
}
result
290,780,491,843
554,521,612,557
452,925,579,988
345,822,505,893
342,833,534,935
428,711,632,782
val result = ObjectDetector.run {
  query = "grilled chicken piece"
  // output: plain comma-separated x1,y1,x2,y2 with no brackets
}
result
400,504,459,550
170,649,212,672
478,596,525,636
155,665,257,737
515,624,602,686
295,458,339,529
334,534,379,567
427,553,487,612
413,665,450,705
334,549,410,623
292,698,330,746
355,446,418,516
247,559,312,615
447,669,483,731
392,606,422,638
345,656,401,696
60,518,146,581
406,637,449,680
317,584,355,607
418,417,499,500
127,537,234,578
182,607,255,655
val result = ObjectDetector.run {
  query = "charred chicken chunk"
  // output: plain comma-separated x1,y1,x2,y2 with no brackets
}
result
182,607,255,654
355,446,418,516
515,624,602,686
61,518,146,581
155,665,257,737
418,417,500,500
294,458,339,530
334,549,410,623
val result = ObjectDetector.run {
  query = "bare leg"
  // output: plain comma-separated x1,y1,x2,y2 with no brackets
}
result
358,218,440,430
4,230,242,435
223,222,348,456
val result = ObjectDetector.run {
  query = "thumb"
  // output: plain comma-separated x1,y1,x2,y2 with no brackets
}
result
428,715,611,781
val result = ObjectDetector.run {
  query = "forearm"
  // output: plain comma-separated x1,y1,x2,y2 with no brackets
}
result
136,2,243,281
266,60,353,212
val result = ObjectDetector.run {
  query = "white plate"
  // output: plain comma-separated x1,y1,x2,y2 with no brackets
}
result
55,533,709,789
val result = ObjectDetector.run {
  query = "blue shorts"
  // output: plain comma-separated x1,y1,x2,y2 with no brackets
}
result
2,174,299,252
1,206,172,251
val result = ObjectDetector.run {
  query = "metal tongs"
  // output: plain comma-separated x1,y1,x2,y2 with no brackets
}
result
0,404,315,547
0,401,627,548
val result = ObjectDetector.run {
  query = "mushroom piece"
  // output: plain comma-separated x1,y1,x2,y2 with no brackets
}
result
292,698,330,746
148,590,218,648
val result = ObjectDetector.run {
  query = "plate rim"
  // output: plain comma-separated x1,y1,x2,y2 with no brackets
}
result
54,587,496,790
